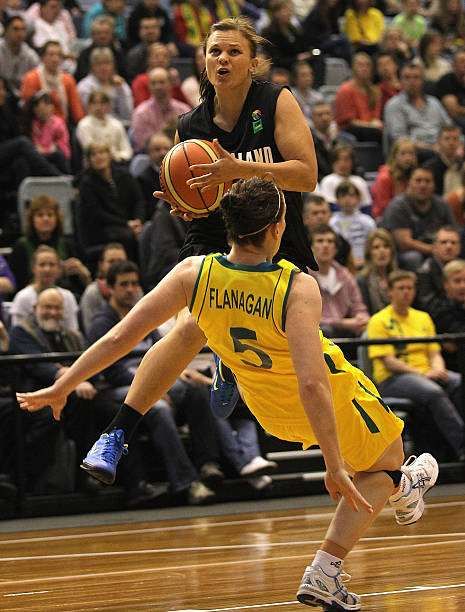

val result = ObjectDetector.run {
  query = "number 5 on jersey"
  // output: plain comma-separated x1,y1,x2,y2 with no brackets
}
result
230,327,272,369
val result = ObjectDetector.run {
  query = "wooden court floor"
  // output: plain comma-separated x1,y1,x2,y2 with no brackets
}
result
1,494,465,611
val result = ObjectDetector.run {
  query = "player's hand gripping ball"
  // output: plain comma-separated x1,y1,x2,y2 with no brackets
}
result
160,139,232,217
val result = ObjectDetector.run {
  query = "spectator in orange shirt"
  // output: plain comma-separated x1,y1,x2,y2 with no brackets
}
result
20,40,84,126
334,52,383,143
372,137,417,220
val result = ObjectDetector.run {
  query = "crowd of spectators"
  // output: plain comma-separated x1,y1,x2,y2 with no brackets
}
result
2,0,465,506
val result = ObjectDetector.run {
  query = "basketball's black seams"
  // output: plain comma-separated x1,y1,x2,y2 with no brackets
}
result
182,141,210,213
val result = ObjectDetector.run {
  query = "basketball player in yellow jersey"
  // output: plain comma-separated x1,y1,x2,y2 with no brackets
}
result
18,178,438,611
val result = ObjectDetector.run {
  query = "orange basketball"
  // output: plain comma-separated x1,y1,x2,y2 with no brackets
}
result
160,139,231,216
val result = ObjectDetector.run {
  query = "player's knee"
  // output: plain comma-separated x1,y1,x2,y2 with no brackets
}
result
386,439,404,470
389,436,404,467
370,436,404,471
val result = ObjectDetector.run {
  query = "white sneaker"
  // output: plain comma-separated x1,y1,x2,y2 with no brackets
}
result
296,565,361,610
389,453,439,526
248,475,272,490
239,456,278,477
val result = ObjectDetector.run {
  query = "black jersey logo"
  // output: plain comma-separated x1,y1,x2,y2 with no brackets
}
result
252,109,263,134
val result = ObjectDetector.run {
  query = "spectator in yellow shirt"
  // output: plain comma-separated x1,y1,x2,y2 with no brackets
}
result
344,0,385,55
367,269,465,461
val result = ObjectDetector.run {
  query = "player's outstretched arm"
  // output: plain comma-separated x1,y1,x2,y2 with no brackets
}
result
17,258,201,418
286,273,373,514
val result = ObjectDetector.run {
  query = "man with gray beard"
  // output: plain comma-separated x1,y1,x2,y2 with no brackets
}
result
9,288,100,493
10,288,89,385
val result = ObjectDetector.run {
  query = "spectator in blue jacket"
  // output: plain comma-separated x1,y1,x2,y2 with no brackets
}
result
82,0,127,46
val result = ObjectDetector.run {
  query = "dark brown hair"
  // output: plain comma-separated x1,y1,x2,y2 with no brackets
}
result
220,178,284,246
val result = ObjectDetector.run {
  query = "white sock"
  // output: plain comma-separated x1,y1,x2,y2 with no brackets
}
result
311,549,343,577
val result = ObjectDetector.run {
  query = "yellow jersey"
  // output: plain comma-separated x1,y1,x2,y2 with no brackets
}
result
190,254,403,471
367,305,440,384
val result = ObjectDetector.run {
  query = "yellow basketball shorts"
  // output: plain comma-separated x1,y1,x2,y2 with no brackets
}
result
271,379,404,473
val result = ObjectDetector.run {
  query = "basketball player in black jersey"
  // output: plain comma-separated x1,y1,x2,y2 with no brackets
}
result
17,18,319,478
170,39,317,273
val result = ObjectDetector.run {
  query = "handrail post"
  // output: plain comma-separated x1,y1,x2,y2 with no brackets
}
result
10,365,26,516
457,338,465,421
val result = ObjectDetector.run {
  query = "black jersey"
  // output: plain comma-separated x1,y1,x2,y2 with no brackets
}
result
176,80,318,272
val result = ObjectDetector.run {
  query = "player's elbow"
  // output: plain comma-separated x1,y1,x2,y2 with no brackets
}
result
305,172,317,193
105,318,142,351
301,160,317,192
106,327,126,350
299,378,328,402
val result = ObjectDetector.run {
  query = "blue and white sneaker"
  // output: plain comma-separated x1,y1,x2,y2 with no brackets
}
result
210,354,240,419
297,565,361,610
80,429,128,485
389,453,439,526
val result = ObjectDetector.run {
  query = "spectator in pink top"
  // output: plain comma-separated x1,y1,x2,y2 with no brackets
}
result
334,52,383,143
371,137,417,220
309,224,369,340
23,90,71,173
131,67,191,152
